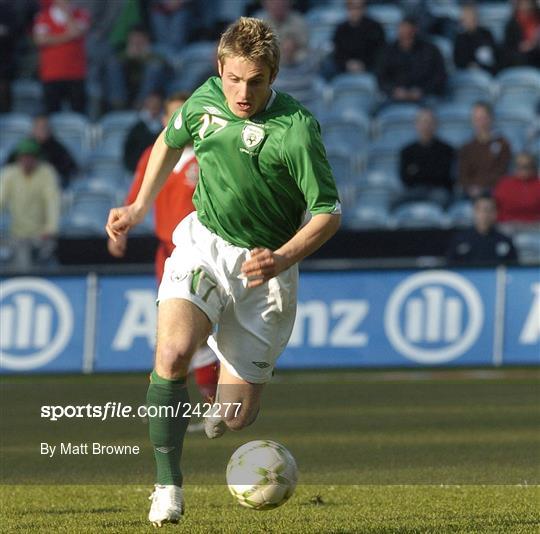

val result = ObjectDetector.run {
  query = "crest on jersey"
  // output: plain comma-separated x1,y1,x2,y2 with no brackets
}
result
241,124,265,150
204,106,222,115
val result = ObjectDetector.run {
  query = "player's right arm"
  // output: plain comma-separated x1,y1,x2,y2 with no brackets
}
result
105,130,182,241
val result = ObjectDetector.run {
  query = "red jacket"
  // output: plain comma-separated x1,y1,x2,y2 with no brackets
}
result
34,5,90,81
494,175,540,222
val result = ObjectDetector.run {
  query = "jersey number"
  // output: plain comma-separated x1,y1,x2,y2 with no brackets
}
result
199,114,228,139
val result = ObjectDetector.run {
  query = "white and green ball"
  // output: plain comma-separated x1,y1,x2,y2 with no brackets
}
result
226,440,298,510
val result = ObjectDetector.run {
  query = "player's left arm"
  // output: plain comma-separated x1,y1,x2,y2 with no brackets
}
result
241,213,341,288
242,115,341,288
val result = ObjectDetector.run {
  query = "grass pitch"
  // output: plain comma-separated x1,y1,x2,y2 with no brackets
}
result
1,368,539,532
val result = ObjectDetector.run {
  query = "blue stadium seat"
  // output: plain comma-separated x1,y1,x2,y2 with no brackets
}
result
513,231,540,264
430,36,455,73
496,67,540,110
346,203,390,230
367,140,401,175
356,170,403,196
306,5,347,53
375,104,420,146
367,4,403,41
477,2,512,43
319,111,370,151
173,41,217,92
98,111,138,151
450,70,495,104
330,73,379,115
11,79,44,115
49,112,92,167
326,148,353,184
392,201,450,229
61,192,114,236
446,199,474,228
436,103,472,147
495,107,534,152
0,113,32,144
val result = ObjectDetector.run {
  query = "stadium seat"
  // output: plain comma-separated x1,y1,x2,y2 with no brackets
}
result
513,231,540,264
430,36,455,73
374,104,420,146
367,140,401,175
11,79,44,115
49,112,92,167
366,4,403,41
97,111,138,152
330,73,379,115
496,67,540,110
495,107,534,152
305,5,347,53
450,70,495,104
61,193,114,236
446,199,473,228
477,2,512,43
173,41,217,92
319,110,370,151
326,148,353,184
436,104,472,147
392,201,450,229
356,169,403,197
346,203,390,230
0,113,32,145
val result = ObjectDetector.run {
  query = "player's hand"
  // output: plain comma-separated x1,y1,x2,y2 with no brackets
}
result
240,248,289,288
107,235,127,258
105,204,144,241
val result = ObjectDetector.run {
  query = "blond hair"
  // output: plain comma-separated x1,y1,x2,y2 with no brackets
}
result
217,17,280,77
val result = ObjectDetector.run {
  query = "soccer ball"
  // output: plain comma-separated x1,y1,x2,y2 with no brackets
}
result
226,440,298,510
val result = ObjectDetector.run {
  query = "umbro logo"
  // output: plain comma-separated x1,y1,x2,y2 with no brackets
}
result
252,361,270,368
155,446,175,454
204,106,222,115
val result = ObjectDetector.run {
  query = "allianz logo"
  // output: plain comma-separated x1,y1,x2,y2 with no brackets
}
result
384,271,484,364
0,278,73,371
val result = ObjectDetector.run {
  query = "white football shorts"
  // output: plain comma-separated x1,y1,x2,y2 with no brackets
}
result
157,212,298,383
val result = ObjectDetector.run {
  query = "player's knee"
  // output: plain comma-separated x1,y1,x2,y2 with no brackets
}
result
155,341,192,379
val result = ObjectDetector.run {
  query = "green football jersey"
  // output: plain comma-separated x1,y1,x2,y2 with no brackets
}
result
164,76,340,250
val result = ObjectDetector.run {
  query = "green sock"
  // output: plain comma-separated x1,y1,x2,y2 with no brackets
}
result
147,370,189,486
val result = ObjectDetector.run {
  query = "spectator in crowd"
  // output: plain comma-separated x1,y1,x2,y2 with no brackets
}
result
105,25,170,111
453,2,499,74
397,108,455,207
446,193,517,265
33,0,90,114
0,0,18,112
502,0,540,68
256,0,309,61
0,139,61,271
123,91,163,172
150,0,193,55
330,0,385,78
494,152,540,225
377,16,447,104
273,31,319,101
8,115,78,188
458,101,512,197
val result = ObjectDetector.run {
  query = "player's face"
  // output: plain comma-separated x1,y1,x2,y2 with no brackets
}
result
219,56,275,119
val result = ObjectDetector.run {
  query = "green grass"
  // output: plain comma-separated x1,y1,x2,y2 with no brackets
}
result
1,368,539,532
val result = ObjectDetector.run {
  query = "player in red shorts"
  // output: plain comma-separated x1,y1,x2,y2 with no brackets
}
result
108,92,218,403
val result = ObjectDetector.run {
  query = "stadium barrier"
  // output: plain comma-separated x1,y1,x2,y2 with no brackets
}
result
0,267,538,373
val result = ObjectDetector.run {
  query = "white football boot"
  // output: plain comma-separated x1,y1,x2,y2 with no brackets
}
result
148,484,184,527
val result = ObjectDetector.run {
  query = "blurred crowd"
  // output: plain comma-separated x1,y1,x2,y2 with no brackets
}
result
0,0,539,270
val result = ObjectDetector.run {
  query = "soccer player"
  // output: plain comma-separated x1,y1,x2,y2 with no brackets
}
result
106,17,341,527
107,92,219,404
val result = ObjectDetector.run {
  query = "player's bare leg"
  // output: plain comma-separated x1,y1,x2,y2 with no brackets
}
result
205,364,264,439
148,298,211,527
